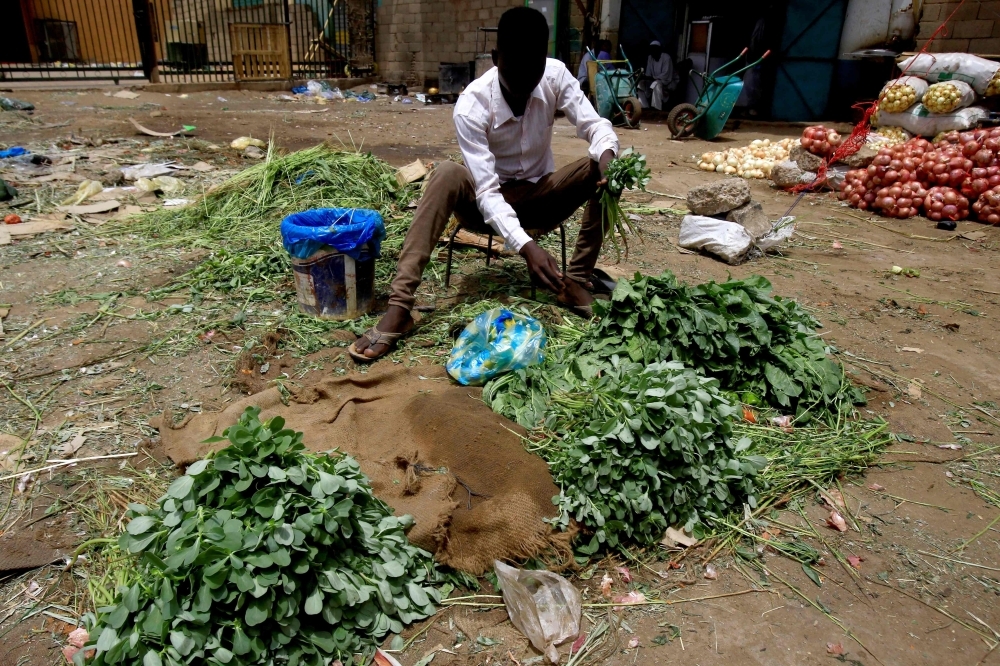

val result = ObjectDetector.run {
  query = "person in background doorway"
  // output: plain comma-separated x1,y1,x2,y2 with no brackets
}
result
577,39,613,92
638,40,678,111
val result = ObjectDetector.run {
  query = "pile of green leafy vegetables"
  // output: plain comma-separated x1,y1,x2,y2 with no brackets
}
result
490,271,862,427
543,360,766,552
484,271,865,549
78,407,443,666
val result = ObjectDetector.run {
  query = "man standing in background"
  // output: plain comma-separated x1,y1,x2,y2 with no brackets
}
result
638,40,678,111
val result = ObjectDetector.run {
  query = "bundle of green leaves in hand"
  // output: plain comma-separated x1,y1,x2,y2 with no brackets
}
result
600,147,651,260
79,407,442,666
546,359,766,551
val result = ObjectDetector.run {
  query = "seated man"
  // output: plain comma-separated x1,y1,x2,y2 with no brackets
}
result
638,40,678,111
350,6,618,362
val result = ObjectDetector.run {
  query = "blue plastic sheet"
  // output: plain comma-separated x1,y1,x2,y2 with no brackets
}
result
447,309,546,386
280,208,386,260
0,147,28,159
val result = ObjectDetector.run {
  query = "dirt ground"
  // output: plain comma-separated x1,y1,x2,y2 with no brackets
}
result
2,86,1000,666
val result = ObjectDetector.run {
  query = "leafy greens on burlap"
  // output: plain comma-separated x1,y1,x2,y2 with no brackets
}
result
79,408,443,666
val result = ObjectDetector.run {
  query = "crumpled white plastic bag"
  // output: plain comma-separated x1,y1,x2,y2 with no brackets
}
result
679,214,795,264
756,216,796,251
495,561,581,664
679,215,754,264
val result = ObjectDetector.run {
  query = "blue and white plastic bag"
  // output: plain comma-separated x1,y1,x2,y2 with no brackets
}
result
447,309,546,386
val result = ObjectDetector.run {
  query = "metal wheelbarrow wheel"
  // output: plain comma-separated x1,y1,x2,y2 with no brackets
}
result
667,103,698,138
621,96,642,127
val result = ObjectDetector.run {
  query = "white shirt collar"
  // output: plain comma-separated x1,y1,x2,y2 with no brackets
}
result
491,74,546,129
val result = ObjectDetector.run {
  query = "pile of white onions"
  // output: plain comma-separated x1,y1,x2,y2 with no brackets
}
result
696,138,797,179
874,127,912,145
801,125,843,157
923,82,967,113
879,83,918,113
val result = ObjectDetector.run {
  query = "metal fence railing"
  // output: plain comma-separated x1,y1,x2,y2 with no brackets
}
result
1,0,377,84
0,0,148,83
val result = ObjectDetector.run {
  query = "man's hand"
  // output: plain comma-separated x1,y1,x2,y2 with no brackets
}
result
519,240,563,292
598,149,615,187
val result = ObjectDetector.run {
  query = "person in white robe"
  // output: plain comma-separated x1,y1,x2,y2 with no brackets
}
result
638,40,678,111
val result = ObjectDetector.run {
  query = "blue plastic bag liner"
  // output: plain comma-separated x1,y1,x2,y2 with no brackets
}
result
0,147,28,159
280,208,386,260
447,308,546,386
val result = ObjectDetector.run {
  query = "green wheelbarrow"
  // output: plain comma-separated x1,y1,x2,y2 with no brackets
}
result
666,47,770,140
586,47,642,128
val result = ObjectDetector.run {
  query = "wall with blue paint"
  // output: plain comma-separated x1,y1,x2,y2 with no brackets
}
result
770,0,848,121
618,0,677,66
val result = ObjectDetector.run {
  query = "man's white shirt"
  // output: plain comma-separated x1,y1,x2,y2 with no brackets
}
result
453,59,619,252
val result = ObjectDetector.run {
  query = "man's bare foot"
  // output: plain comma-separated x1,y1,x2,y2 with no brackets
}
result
557,276,595,308
353,305,414,359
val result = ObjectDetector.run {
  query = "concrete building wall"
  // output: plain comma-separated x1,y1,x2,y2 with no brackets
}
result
918,1,1000,54
376,0,523,86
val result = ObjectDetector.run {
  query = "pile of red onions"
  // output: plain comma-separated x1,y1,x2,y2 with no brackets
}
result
801,125,843,158
972,186,1000,225
924,186,970,221
837,132,1000,223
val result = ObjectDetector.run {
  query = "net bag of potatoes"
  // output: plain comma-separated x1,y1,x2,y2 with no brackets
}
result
923,80,976,114
878,76,928,113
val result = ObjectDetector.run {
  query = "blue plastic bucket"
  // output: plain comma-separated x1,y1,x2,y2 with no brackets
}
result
281,207,384,321
290,244,375,320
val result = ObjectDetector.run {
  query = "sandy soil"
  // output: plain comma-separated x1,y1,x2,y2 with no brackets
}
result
1,87,1000,666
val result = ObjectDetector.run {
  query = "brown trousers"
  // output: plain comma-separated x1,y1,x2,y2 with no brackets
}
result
388,158,604,311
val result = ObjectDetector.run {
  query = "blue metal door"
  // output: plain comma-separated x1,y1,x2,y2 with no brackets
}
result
770,0,848,121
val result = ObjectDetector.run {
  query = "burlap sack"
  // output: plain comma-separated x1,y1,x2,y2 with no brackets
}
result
153,364,569,574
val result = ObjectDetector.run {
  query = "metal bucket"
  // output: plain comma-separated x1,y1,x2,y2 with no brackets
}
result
290,244,374,320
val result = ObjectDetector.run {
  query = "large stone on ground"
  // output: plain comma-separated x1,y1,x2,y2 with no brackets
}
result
790,143,824,172
726,201,772,239
770,161,815,189
838,144,877,169
686,178,751,216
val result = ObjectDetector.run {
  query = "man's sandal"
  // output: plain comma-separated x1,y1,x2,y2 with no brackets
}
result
348,326,409,363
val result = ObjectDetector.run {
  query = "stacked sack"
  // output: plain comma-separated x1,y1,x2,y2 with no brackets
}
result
873,54,999,138
838,129,1000,225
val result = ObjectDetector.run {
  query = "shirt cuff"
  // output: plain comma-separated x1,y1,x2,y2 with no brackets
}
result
589,135,619,162
499,225,533,253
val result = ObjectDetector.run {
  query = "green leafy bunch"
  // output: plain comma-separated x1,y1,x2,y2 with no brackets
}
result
581,272,863,418
546,360,766,551
599,147,650,260
484,272,865,547
79,407,441,666
603,147,651,197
